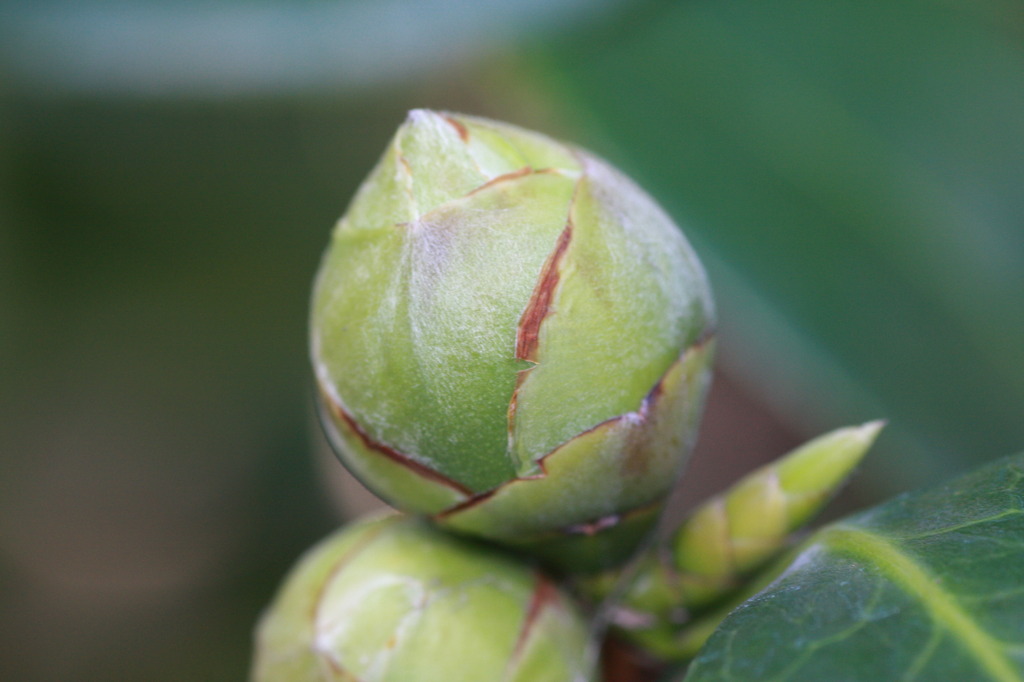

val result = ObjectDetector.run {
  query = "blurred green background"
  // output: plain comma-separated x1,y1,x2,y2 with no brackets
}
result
2,0,1022,679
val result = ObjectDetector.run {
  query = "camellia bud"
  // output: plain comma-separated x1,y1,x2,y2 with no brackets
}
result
251,514,597,682
311,110,715,572
586,421,884,660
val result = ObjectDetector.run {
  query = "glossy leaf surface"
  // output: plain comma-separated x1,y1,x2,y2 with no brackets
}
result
684,453,1024,681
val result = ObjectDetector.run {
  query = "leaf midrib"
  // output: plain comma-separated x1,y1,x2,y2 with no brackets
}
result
822,525,1021,682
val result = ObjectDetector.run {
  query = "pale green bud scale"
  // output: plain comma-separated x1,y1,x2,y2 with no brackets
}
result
673,420,884,594
586,422,883,660
252,515,597,682
312,109,715,571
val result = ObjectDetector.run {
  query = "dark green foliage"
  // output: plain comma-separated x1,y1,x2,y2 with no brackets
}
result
684,454,1024,681
540,0,1024,497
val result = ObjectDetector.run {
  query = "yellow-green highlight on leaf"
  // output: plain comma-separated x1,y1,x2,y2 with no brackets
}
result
683,453,1024,682
821,525,1020,682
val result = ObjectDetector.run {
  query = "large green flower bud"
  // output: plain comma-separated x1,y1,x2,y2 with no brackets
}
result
312,109,715,572
251,514,597,682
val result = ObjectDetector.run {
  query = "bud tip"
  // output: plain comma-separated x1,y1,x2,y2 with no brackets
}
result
854,419,886,445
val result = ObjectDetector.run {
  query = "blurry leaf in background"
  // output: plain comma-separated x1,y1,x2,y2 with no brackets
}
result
0,2,625,681
534,0,1024,498
2,0,1023,681
0,0,619,96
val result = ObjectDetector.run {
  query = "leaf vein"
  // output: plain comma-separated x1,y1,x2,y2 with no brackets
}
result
887,508,1024,541
823,525,1021,682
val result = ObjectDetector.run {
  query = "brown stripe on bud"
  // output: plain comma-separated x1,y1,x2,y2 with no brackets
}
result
320,388,473,496
511,574,560,662
433,488,497,520
441,335,716,519
310,517,396,623
444,115,470,142
505,368,527,455
565,514,621,537
467,166,534,197
516,220,573,362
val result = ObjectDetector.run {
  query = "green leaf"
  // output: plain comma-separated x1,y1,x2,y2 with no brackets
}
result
683,453,1024,681
539,0,1024,497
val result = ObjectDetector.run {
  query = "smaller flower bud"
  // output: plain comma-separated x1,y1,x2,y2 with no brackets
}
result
252,514,598,682
585,421,883,661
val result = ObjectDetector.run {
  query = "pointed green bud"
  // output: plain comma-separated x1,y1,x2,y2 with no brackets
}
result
774,419,886,522
252,514,598,682
672,420,884,600
311,109,715,572
586,422,882,661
